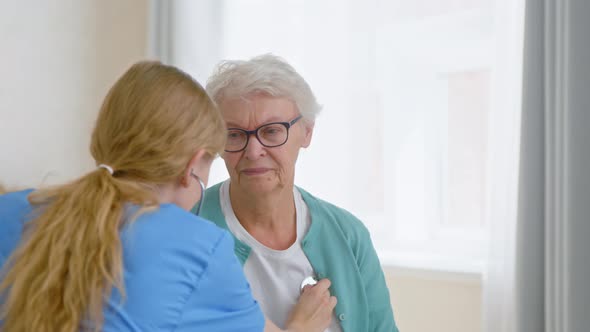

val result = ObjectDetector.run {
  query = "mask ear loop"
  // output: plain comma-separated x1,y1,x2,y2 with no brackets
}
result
190,170,205,216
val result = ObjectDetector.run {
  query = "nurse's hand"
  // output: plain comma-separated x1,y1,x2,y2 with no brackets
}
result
284,278,337,332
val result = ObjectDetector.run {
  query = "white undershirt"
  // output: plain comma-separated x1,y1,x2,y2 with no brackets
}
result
220,180,341,332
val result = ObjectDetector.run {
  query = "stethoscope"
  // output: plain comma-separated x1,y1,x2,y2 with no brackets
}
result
300,276,318,291
191,170,320,293
191,170,205,216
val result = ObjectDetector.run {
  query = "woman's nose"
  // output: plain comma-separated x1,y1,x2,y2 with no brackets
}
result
244,134,266,159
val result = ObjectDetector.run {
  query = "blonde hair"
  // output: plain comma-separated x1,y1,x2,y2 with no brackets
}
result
0,61,225,332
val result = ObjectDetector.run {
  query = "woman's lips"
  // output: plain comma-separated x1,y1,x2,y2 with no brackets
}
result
241,168,271,176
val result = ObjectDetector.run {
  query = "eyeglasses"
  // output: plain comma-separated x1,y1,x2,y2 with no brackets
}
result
224,115,303,153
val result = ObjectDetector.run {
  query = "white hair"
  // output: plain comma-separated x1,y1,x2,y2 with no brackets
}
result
206,54,322,122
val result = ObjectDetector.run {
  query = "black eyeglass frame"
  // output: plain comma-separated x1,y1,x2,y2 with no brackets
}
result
224,115,304,153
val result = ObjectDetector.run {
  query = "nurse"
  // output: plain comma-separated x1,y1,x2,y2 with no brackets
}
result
0,61,335,332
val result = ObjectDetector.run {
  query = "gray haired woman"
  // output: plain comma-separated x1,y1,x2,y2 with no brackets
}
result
198,54,399,332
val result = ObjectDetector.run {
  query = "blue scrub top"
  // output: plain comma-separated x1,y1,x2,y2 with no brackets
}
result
0,190,265,331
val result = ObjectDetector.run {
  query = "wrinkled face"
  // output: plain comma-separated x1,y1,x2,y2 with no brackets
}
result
219,94,313,195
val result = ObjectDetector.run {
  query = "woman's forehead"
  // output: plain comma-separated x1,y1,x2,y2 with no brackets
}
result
220,96,298,124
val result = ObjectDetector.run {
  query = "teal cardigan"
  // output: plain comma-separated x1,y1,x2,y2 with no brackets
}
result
198,183,399,332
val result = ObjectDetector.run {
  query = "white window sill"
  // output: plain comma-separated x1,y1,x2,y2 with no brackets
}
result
379,252,484,283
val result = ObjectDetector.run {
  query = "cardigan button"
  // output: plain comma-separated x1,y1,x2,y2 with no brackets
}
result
338,313,345,321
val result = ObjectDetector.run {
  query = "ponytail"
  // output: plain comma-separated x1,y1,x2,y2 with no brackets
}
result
0,169,157,332
0,60,225,331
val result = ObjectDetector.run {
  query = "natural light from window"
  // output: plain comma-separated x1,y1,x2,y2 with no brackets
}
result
173,0,524,274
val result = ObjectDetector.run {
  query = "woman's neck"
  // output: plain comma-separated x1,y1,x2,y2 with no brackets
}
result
229,183,297,250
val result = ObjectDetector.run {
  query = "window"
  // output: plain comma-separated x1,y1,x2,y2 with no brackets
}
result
164,0,523,274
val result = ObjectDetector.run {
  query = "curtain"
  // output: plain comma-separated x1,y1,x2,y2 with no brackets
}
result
482,0,525,331
148,0,223,82
515,0,590,331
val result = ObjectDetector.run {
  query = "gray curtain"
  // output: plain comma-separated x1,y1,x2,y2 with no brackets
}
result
147,0,174,63
516,0,590,331
148,0,223,82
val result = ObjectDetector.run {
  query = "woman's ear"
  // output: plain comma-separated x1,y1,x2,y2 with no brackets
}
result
181,149,212,188
301,120,315,148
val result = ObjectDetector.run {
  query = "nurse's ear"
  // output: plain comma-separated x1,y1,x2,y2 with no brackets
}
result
181,149,213,188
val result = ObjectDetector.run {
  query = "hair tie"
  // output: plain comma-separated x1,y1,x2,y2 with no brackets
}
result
97,164,114,175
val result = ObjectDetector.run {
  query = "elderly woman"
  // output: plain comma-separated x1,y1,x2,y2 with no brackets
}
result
199,54,399,332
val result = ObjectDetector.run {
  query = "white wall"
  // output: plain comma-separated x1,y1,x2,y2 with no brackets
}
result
0,0,148,188
387,269,482,332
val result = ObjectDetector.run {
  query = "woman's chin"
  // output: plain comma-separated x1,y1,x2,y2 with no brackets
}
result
237,177,281,195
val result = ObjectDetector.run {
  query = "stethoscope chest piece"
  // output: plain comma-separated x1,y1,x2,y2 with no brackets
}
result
300,276,318,291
